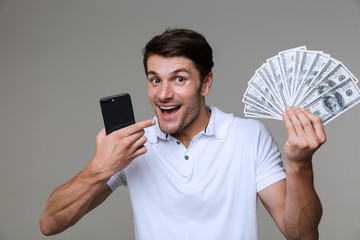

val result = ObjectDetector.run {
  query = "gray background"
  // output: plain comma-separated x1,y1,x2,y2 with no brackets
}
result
1,0,360,239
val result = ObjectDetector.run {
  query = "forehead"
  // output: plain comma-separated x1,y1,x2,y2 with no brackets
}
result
147,55,197,75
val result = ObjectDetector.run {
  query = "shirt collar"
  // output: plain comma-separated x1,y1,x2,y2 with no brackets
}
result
147,106,233,143
204,106,233,139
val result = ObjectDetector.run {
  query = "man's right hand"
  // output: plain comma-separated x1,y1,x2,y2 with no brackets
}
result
88,118,156,182
39,118,155,236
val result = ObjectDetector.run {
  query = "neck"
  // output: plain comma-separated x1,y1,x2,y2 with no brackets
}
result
172,105,211,148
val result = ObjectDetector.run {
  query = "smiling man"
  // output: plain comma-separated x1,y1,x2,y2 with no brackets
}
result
40,29,326,240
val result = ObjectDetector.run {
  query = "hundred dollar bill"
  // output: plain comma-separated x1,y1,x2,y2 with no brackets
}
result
292,52,330,106
242,86,283,117
248,74,283,112
267,56,289,106
304,78,360,125
291,50,304,99
293,50,321,102
296,56,338,105
256,64,284,108
299,62,358,107
245,113,281,120
278,46,307,103
242,95,282,118
243,46,360,123
244,104,282,120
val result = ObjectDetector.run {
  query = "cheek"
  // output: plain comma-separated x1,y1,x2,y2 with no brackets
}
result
147,86,156,102
174,84,199,99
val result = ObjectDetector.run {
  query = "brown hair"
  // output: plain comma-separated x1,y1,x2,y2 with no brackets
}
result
142,28,214,83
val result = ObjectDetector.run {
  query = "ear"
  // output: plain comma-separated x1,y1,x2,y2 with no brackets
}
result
201,72,213,97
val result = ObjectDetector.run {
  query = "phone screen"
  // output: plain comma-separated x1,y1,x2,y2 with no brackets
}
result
100,93,135,135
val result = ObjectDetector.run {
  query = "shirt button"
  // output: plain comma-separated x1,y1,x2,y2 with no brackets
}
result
176,141,181,145
184,155,189,160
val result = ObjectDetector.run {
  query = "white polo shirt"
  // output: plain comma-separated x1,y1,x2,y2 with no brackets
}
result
108,106,286,240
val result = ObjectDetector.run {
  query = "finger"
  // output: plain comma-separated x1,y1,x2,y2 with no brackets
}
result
122,119,156,136
282,108,296,138
130,145,148,159
128,136,148,158
123,130,147,147
96,127,106,141
285,106,307,141
131,135,148,151
292,107,319,141
302,108,326,143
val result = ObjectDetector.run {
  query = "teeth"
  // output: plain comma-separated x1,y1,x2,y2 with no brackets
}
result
160,106,177,110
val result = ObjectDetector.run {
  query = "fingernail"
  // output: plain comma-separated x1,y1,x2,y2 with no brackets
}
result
285,106,291,112
293,106,299,110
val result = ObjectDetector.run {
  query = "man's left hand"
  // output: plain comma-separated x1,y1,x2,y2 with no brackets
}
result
282,106,327,166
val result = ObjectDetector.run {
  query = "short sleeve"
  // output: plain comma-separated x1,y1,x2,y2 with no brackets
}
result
255,122,286,192
107,171,127,192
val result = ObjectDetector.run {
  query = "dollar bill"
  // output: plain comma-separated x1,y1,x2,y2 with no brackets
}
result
242,86,282,117
304,78,360,125
296,57,339,105
267,56,289,106
243,46,360,124
256,64,284,108
245,113,281,120
278,46,307,103
292,50,321,103
291,50,304,99
244,104,282,120
292,51,330,106
248,74,283,112
299,62,358,107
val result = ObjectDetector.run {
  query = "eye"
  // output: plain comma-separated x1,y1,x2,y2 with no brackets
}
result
175,77,184,83
151,78,160,84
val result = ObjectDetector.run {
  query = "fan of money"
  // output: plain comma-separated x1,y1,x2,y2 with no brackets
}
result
242,46,360,125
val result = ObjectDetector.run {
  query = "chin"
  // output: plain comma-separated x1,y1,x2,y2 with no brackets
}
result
158,122,179,135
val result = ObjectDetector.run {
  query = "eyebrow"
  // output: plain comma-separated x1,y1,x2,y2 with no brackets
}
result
147,71,158,77
147,68,190,77
173,68,190,75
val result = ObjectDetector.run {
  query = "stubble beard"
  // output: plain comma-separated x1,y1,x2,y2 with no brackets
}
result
156,94,201,135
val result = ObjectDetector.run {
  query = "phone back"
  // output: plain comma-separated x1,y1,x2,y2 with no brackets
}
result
100,93,135,135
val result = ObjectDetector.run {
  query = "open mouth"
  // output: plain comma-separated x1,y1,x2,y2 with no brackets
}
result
159,105,181,118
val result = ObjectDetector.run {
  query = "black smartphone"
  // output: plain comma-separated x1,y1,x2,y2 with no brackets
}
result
100,93,135,135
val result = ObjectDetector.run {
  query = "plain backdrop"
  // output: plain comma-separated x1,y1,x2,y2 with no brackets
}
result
1,0,360,239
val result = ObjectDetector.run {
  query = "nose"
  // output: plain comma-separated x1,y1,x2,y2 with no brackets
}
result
158,81,174,101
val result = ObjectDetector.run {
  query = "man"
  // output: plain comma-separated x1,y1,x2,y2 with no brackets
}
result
40,28,326,239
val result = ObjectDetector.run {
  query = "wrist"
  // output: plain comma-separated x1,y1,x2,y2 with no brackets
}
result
285,159,317,197
81,157,113,185
285,158,313,175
